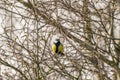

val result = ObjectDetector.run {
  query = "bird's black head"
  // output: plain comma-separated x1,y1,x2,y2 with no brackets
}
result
56,39,60,41
54,39,60,43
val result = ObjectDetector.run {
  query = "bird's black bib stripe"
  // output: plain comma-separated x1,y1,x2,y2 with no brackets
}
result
55,41,60,53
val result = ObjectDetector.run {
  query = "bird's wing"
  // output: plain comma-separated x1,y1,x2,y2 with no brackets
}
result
52,44,56,54
58,44,64,53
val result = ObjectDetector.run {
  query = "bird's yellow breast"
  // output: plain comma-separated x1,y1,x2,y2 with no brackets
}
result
52,43,64,54
52,44,56,54
58,44,64,53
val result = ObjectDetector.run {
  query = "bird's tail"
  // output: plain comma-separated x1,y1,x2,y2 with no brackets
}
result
57,52,64,56
60,53,64,56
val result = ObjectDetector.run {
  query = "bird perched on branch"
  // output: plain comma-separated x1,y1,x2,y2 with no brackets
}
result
52,39,64,56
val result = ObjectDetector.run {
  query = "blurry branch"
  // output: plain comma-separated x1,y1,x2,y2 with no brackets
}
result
17,0,48,19
44,61,78,80
0,6,34,20
0,58,28,80
17,0,120,74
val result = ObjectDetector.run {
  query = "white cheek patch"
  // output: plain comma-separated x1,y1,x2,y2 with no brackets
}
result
54,41,57,43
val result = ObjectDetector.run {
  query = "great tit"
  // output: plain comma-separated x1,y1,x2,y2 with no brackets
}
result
52,39,64,55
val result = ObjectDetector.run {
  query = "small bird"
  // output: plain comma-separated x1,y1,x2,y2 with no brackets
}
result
52,39,64,56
